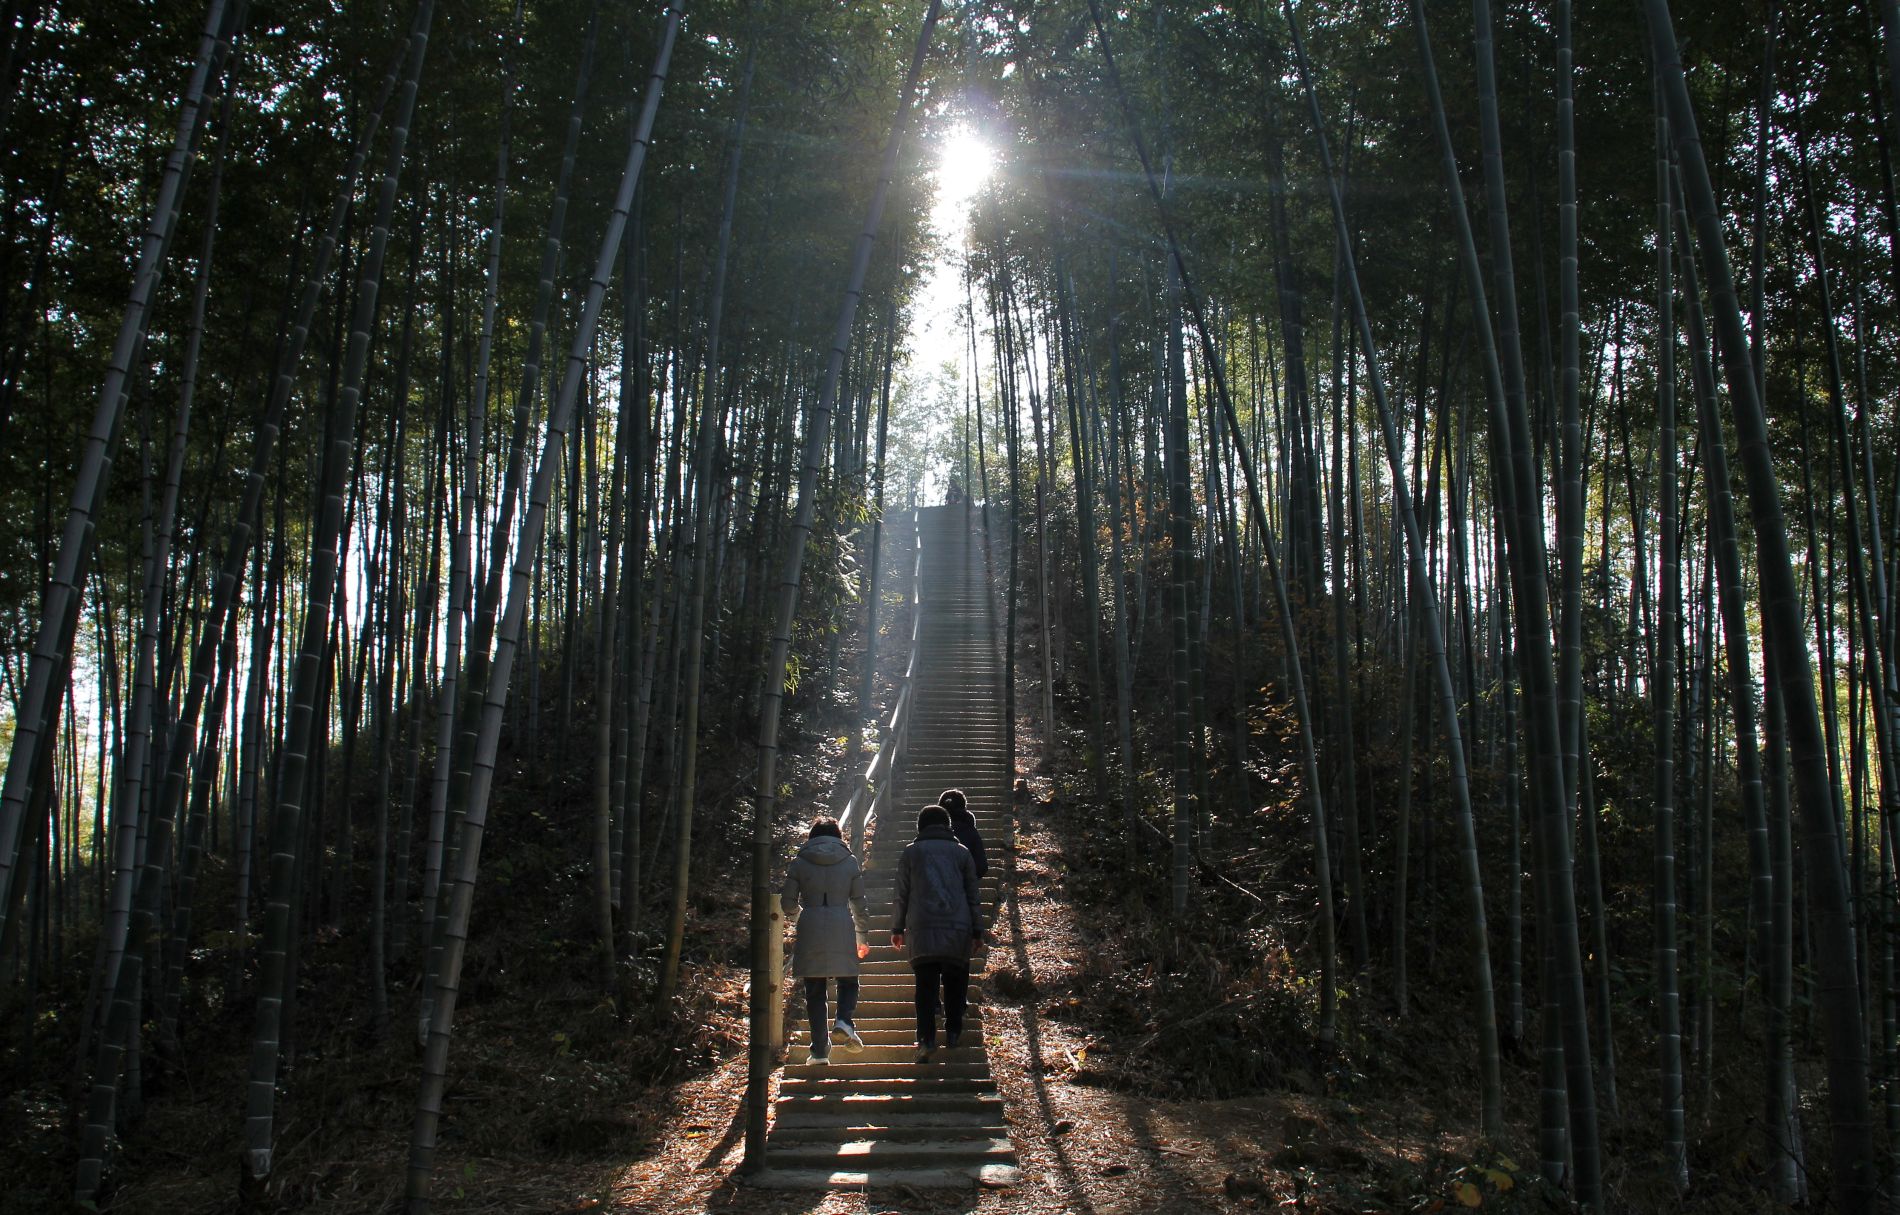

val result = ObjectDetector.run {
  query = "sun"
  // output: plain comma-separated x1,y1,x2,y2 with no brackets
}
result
935,123,996,212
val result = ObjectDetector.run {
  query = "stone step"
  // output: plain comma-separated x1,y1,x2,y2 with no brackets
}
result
857,957,993,976
866,808,1008,819
867,798,1006,809
908,741,1010,752
845,979,987,996
899,730,1005,737
867,819,1008,832
797,1026,985,1047
907,727,1004,736
778,1073,999,1097
774,1090,1002,1116
789,1043,988,1066
822,1017,986,1036
842,1005,985,1021
766,1136,1016,1170
819,1002,983,1019
842,997,984,1015
744,1163,1022,1190
901,763,1004,773
769,1119,1010,1143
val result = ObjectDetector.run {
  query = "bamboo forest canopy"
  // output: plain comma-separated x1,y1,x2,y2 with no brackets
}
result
2,0,1899,1211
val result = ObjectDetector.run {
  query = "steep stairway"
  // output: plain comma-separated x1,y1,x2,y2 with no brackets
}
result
754,504,1019,1189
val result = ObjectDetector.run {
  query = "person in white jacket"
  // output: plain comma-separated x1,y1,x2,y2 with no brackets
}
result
780,816,869,1063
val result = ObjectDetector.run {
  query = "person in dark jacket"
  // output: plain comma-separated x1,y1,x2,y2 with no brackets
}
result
780,817,868,1064
939,787,986,877
890,805,983,1062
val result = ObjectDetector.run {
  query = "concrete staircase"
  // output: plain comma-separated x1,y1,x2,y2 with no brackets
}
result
754,504,1019,1189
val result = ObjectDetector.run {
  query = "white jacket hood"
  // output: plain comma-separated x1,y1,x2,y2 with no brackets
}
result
797,834,854,866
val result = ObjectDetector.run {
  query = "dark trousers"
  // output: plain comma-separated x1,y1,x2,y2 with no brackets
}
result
803,976,859,1051
911,957,969,1047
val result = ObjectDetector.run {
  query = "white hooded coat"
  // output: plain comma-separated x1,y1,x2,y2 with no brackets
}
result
779,834,867,978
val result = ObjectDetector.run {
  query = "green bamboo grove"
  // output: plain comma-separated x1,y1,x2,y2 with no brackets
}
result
1,0,1898,1210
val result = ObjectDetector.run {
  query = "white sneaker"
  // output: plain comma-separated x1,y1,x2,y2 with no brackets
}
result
806,1047,830,1066
832,1019,865,1053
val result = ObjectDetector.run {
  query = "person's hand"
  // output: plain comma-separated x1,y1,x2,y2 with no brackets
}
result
891,931,905,949
857,941,870,960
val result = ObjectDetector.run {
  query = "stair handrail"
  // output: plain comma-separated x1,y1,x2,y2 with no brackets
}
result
838,508,922,859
